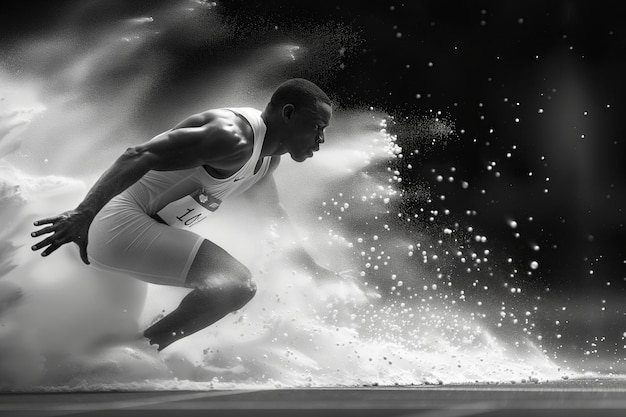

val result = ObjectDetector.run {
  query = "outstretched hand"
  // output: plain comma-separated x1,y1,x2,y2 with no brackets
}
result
31,209,92,264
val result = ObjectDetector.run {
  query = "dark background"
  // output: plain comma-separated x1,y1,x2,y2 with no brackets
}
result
207,0,626,296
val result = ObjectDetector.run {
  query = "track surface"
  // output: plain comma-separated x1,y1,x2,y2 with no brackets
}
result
2,378,626,417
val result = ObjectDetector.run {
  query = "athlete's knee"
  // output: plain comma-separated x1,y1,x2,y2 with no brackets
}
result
188,260,256,311
229,265,256,310
205,263,256,310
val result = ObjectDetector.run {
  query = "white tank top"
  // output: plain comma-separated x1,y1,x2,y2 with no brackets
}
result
118,107,271,218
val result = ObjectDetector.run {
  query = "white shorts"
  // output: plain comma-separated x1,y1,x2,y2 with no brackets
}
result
87,196,204,286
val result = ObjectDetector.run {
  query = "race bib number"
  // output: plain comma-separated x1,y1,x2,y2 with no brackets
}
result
156,189,221,229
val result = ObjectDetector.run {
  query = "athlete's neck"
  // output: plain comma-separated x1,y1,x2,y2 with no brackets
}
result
260,110,288,158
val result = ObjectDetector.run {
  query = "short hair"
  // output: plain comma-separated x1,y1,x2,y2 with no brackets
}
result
269,78,332,110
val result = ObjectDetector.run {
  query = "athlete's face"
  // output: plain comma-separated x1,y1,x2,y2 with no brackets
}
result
285,101,332,162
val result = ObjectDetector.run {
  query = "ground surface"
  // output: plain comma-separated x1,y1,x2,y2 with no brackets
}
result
2,378,626,417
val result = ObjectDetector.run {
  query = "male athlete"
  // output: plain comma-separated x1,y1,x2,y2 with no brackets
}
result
31,78,333,351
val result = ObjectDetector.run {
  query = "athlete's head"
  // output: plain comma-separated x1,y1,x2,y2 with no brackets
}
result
268,78,333,162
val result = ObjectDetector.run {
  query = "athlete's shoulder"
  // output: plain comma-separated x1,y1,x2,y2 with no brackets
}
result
169,109,254,169
173,109,251,138
179,109,249,147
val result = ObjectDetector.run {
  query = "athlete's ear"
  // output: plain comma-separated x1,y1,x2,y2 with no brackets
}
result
281,104,295,122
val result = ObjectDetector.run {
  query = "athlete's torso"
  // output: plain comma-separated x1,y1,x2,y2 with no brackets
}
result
117,107,271,215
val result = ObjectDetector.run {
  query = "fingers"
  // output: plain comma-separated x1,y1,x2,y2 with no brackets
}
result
30,211,92,263
79,242,90,265
33,216,63,227
31,238,62,257
31,233,71,256
31,236,56,252
41,242,62,257
32,233,90,263
32,240,64,258
31,215,67,253
30,226,55,238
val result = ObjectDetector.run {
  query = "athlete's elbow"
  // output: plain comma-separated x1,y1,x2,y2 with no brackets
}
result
120,146,140,161
121,146,158,170
122,146,147,159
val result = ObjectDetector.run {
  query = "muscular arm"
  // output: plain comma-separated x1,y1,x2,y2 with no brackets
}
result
32,111,251,263
77,123,247,215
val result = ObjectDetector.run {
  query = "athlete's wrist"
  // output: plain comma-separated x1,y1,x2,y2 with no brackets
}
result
74,203,98,219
